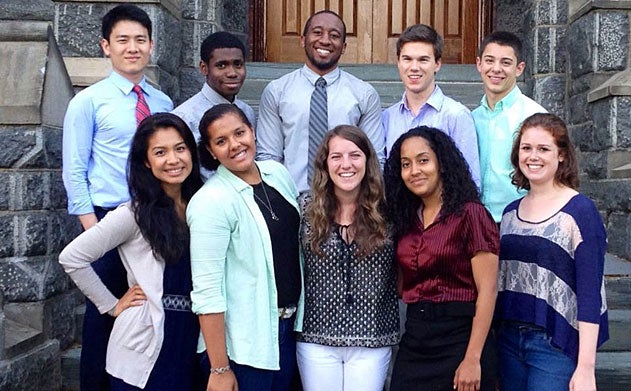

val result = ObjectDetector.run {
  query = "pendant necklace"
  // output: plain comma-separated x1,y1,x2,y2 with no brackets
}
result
253,181,280,221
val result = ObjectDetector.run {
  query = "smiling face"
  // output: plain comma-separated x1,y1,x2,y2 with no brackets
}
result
204,112,258,182
476,42,524,107
101,20,153,84
145,127,192,194
397,41,440,98
518,126,563,187
400,136,442,203
301,12,346,75
326,135,367,199
201,47,246,102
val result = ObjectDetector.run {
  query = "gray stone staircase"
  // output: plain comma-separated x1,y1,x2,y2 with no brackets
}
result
597,254,631,390
240,62,484,110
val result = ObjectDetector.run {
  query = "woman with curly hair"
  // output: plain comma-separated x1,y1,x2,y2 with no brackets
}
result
297,125,399,391
385,126,498,391
59,113,204,390
495,113,608,391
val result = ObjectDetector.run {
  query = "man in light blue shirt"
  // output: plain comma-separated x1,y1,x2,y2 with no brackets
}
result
472,31,547,221
256,10,384,193
63,8,172,229
382,24,480,187
61,5,172,390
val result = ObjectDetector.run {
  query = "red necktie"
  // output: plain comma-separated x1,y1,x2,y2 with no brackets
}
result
133,84,151,125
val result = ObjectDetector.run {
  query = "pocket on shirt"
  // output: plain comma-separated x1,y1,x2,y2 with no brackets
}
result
111,302,155,353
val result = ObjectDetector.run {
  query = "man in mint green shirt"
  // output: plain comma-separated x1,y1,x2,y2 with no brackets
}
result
472,31,547,222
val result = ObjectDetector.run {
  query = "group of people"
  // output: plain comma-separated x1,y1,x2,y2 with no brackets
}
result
58,4,609,391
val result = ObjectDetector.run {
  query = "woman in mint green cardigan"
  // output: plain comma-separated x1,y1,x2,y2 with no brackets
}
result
187,104,303,391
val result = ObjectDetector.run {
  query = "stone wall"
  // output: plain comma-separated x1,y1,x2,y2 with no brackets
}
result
566,1,631,259
0,17,79,389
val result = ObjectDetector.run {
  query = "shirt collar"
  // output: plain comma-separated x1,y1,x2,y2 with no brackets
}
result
109,70,148,96
215,162,274,193
201,82,236,105
301,64,341,86
480,85,521,111
399,85,444,114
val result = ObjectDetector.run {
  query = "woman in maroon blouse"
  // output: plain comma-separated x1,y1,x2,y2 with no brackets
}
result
384,126,499,391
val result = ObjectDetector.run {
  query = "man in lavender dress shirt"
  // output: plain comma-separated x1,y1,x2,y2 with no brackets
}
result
382,24,480,187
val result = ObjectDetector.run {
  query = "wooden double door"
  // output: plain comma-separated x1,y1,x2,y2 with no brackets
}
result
259,0,491,64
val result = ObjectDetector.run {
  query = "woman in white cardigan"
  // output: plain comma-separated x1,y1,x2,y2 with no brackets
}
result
59,113,204,390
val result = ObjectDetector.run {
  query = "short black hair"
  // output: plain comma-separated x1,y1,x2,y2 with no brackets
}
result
102,4,152,42
302,10,347,42
396,24,443,60
200,31,246,64
478,31,523,62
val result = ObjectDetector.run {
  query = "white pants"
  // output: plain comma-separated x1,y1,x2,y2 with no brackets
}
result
297,342,392,391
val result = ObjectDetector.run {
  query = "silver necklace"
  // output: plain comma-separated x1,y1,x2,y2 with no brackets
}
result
253,181,279,221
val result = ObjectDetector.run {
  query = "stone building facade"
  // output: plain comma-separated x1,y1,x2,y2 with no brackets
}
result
0,0,629,388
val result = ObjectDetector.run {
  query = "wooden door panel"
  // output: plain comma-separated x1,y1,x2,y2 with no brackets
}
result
264,0,483,64
372,0,480,64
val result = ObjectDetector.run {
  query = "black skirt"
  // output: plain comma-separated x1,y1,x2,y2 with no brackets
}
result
390,301,497,391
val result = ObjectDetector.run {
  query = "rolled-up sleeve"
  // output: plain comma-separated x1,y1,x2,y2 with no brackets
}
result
188,188,231,314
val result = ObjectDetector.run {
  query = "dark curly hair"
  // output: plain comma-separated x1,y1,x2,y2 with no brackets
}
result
510,113,579,191
128,113,203,264
384,126,481,238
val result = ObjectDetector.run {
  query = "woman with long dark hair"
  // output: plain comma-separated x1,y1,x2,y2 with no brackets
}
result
188,104,302,391
385,126,498,391
297,125,399,391
495,113,608,391
60,113,204,390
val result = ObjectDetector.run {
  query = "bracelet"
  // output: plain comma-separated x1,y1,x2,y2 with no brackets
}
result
210,365,231,375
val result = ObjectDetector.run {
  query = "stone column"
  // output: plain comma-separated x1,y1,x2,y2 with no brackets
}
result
567,0,631,260
0,19,79,390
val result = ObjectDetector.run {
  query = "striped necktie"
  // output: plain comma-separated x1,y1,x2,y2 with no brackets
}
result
308,77,328,184
133,84,151,125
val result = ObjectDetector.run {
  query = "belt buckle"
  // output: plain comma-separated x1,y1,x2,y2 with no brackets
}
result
279,305,297,319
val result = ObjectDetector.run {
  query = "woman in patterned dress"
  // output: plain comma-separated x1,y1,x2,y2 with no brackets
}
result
59,113,204,390
297,125,400,391
495,113,609,391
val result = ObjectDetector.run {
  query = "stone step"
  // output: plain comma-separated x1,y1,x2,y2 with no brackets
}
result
604,253,631,310
596,352,631,390
61,345,80,391
3,317,44,360
240,63,484,111
600,309,631,351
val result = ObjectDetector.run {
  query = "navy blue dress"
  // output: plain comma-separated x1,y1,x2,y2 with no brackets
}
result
110,249,202,390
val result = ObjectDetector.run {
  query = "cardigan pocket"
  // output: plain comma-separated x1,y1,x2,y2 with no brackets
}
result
112,302,155,353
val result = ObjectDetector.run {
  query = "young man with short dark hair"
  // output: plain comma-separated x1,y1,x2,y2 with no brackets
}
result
472,31,547,222
62,4,172,390
382,23,480,186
